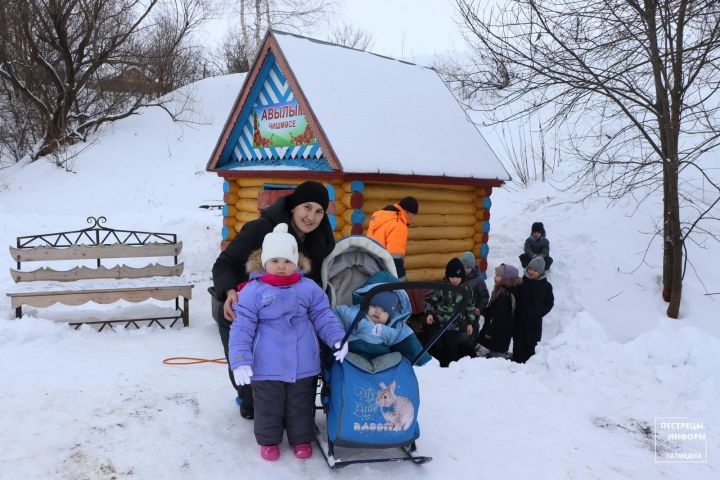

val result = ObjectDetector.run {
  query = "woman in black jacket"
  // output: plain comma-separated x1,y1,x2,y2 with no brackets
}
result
478,263,521,357
211,181,335,418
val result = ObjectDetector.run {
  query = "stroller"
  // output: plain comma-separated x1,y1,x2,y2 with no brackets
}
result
317,235,471,469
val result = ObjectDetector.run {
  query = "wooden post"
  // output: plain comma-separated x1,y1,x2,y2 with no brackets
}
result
183,297,190,327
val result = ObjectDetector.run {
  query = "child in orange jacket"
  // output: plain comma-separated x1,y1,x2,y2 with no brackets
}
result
367,196,419,280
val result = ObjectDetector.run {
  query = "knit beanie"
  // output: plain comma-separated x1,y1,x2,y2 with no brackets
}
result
495,263,519,282
287,181,329,211
369,291,399,316
261,223,299,267
459,251,476,269
445,257,466,281
527,256,546,275
398,196,419,215
531,222,546,236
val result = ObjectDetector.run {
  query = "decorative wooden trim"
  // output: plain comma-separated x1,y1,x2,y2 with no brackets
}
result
267,32,343,171
207,34,275,171
217,170,505,187
8,285,193,309
218,171,341,181
207,30,342,172
10,242,183,262
10,263,184,282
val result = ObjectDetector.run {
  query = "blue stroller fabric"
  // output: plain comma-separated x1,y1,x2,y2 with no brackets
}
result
326,352,420,448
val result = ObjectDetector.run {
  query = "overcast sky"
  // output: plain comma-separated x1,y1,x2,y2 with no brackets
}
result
333,0,467,61
202,0,468,66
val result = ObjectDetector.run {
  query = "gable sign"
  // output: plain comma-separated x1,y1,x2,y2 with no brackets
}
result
253,100,315,148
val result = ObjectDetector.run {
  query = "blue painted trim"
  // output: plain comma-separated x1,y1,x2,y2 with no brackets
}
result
483,197,492,209
482,221,490,233
480,244,489,258
217,52,277,168
326,184,336,201
264,183,297,190
222,226,229,240
270,64,290,101
350,180,365,193
240,129,259,160
307,142,321,158
222,204,229,216
223,180,231,193
351,209,365,224
225,158,333,171
267,71,285,102
328,214,337,230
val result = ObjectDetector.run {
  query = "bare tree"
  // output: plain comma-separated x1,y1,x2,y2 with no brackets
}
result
144,0,210,95
0,77,43,165
328,22,373,51
455,0,720,318
218,27,252,73
0,0,201,162
234,0,332,66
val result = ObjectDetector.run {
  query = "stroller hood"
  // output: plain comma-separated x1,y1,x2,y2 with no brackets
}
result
321,235,398,306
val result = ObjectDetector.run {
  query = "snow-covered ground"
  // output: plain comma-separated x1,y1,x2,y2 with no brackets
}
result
0,74,717,479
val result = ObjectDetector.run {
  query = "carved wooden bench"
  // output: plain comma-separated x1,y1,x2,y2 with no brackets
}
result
6,216,194,330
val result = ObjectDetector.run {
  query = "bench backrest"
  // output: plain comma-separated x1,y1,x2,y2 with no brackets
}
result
10,216,184,283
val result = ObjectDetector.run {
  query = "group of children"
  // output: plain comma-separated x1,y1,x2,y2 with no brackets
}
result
226,220,554,462
420,221,554,366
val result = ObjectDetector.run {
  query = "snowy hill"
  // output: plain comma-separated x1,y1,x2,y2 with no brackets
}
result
0,74,717,479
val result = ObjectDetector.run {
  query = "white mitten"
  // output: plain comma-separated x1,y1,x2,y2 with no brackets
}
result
233,365,253,386
333,341,349,363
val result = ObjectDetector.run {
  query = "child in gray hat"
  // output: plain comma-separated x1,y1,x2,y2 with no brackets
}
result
511,256,554,363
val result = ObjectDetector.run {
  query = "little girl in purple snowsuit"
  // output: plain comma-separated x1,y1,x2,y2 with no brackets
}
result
228,223,347,461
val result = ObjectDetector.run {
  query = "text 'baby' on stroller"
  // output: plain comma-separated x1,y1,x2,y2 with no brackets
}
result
317,235,471,469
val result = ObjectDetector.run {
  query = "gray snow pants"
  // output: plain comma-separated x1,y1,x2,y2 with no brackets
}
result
251,376,317,446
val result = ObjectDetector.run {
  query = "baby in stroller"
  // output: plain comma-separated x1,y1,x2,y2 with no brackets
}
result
334,286,432,366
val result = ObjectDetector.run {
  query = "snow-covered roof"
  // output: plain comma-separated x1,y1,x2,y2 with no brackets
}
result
209,31,510,182
273,31,509,180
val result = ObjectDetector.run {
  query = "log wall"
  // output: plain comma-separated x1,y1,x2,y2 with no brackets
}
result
219,177,493,281
220,177,343,251
338,180,493,281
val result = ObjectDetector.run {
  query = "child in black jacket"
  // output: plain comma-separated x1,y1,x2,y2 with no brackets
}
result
512,256,554,363
458,251,490,357
477,263,521,358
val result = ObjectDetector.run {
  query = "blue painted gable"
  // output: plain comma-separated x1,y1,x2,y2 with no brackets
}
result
216,51,332,171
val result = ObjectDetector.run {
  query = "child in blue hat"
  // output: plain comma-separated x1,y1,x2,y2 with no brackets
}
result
333,288,431,365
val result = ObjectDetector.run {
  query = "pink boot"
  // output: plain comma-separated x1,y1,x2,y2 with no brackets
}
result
260,445,280,461
293,443,312,459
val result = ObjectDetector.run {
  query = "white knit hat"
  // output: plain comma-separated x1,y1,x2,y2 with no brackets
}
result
261,223,298,267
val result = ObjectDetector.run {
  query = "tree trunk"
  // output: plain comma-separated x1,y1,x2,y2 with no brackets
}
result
662,168,672,302
665,157,683,318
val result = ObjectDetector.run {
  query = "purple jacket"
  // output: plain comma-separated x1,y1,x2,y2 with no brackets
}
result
228,274,345,382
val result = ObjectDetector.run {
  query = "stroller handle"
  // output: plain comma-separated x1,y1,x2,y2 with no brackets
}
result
336,281,472,366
